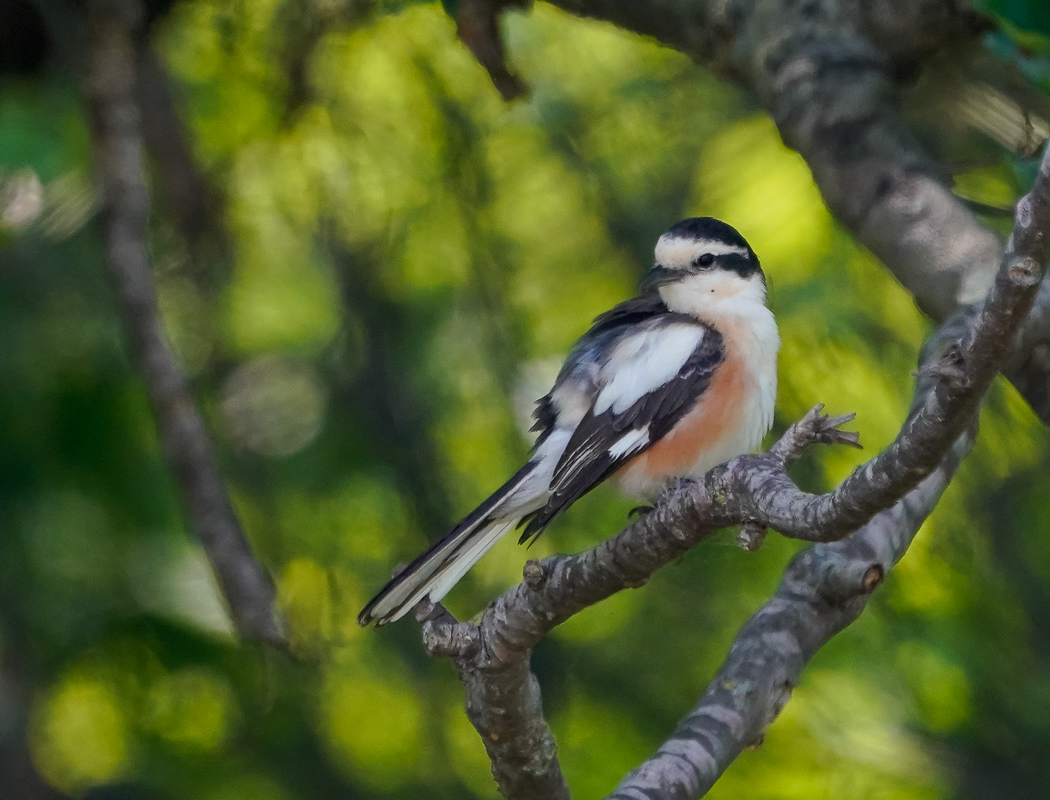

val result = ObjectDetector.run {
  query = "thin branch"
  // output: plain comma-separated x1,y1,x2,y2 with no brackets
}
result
430,148,1050,647
417,409,951,800
456,0,529,101
133,39,217,245
83,0,284,646
736,137,1050,539
411,410,891,799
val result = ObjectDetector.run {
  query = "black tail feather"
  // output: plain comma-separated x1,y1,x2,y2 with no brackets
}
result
358,461,537,626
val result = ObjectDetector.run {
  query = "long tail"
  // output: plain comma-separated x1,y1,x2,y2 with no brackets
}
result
358,463,539,627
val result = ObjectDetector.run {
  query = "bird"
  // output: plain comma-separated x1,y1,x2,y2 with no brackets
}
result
358,217,779,626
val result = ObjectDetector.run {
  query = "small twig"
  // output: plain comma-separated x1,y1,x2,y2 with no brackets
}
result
522,559,548,589
767,404,861,467
456,0,529,101
83,0,283,646
418,600,479,659
736,520,767,551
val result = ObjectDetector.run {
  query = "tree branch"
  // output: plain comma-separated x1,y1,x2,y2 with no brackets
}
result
544,0,995,315
417,411,963,800
418,601,570,800
736,181,1050,540
610,296,986,799
133,39,217,245
83,0,283,646
609,424,976,800
431,129,1050,646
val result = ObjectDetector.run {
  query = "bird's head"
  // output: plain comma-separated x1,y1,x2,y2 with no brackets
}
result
641,218,766,313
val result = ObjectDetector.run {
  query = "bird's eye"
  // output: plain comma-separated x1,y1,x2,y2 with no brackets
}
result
695,253,715,268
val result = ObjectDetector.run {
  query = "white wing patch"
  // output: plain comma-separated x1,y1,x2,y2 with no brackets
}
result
608,426,650,458
594,323,706,415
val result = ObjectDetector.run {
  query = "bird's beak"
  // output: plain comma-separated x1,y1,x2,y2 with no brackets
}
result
640,265,675,294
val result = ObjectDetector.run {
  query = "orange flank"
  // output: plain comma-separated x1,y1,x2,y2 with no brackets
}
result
616,353,748,485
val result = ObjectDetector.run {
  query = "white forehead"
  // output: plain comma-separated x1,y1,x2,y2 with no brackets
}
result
654,234,749,270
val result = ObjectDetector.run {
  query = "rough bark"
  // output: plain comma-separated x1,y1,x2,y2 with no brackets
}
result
609,427,974,799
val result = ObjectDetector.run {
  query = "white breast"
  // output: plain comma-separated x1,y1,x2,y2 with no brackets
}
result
714,303,779,458
657,272,779,482
659,272,779,444
611,296,778,499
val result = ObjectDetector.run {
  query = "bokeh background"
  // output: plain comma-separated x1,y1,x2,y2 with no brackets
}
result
3,0,1050,798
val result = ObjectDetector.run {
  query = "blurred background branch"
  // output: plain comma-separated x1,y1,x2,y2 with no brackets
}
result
541,0,1050,423
83,0,283,646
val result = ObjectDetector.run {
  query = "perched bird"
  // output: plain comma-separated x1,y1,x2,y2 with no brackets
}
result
358,218,779,626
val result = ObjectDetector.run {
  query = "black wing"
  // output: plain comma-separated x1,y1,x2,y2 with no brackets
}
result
586,294,672,337
520,322,725,541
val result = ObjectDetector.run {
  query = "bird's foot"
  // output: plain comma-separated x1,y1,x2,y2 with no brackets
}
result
628,504,655,520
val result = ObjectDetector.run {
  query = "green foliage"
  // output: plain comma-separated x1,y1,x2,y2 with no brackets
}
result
977,0,1050,47
2,2,1050,798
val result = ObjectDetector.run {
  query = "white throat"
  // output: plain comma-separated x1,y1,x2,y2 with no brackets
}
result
659,270,780,441
658,271,769,320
